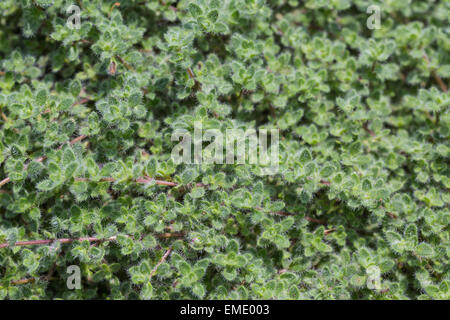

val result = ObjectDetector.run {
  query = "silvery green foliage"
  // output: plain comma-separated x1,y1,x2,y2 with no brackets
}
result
0,0,449,300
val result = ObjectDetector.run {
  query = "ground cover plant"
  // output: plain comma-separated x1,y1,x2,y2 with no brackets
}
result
0,0,449,300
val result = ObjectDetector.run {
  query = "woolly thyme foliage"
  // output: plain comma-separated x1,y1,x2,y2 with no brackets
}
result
0,0,448,301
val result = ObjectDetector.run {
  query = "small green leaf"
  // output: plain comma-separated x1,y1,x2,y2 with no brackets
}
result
362,179,371,191
181,168,196,185
415,243,435,258
320,166,334,178
190,186,205,198
36,89,47,106
189,3,203,18
207,10,218,22
192,283,206,298
299,149,312,163
69,80,82,97
63,148,76,165
37,179,55,191
65,162,78,178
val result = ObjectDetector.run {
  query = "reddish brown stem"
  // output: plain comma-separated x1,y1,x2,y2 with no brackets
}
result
136,176,178,186
0,236,118,249
11,278,37,285
423,54,448,92
64,135,88,147
116,55,134,71
187,67,195,79
75,176,206,188
269,104,276,119
304,216,327,225
150,248,172,278
306,177,331,185
75,176,178,186
386,212,398,219
109,2,121,15
363,122,376,137
271,210,290,217
73,98,92,107
155,232,184,239
1,232,184,249
431,70,448,92
0,177,10,188
257,206,327,225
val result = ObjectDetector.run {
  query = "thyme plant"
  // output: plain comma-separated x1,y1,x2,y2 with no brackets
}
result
0,0,448,300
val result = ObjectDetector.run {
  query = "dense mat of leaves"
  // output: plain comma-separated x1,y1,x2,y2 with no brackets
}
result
0,0,449,300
